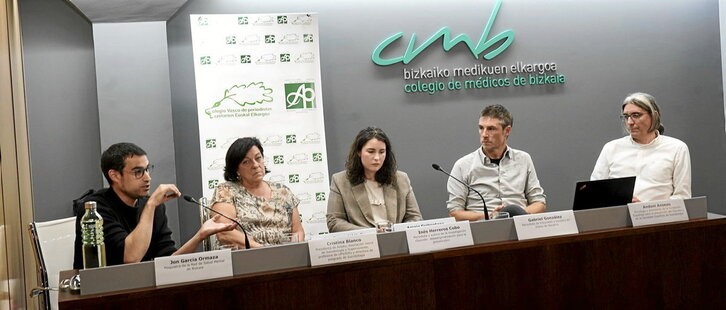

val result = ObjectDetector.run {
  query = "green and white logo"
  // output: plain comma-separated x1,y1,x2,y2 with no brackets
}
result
371,0,514,66
238,17,248,25
207,159,224,170
273,155,284,164
205,82,273,116
277,16,288,24
254,16,274,25
291,15,312,25
200,56,211,65
225,36,237,44
303,34,314,43
289,174,300,183
284,83,316,109
197,17,208,26
205,139,216,149
240,55,251,64
304,172,324,184
312,153,322,162
286,134,297,144
265,35,276,44
315,192,326,201
280,54,291,62
208,179,219,189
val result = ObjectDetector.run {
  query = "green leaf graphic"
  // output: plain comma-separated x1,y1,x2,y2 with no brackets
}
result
205,82,273,116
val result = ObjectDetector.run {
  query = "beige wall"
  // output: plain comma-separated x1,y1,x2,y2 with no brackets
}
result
1,0,37,308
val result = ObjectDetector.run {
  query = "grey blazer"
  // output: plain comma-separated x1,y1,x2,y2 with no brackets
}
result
326,170,423,232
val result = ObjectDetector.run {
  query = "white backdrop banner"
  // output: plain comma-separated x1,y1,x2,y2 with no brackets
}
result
190,13,329,237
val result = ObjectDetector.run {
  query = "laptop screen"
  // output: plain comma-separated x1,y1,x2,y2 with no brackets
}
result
572,176,636,210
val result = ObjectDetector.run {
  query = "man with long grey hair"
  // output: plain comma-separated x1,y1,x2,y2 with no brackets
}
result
591,92,691,202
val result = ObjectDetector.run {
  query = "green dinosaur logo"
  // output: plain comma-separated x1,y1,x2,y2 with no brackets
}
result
205,82,273,116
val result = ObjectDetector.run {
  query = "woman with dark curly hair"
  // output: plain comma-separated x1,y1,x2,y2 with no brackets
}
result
210,137,304,248
326,127,422,232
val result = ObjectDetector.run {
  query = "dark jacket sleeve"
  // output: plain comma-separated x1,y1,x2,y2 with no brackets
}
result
97,205,130,266
148,204,177,259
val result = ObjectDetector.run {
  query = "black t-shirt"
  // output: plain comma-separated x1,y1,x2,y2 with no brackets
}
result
73,188,177,269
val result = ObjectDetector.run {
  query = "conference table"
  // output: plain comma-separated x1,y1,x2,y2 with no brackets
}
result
58,214,725,309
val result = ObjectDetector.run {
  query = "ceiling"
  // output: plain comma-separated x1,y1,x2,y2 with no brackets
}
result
67,0,189,23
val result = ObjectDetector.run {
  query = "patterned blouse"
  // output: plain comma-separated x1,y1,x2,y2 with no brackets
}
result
210,181,299,247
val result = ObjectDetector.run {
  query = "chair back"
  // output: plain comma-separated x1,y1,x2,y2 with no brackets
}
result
28,217,76,310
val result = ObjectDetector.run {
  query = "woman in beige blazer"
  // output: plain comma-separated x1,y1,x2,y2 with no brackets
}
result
326,127,423,232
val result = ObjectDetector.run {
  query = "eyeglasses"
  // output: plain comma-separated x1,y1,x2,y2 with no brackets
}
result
620,112,645,122
128,165,154,179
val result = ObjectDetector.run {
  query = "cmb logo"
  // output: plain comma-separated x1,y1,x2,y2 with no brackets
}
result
285,83,316,109
371,0,513,66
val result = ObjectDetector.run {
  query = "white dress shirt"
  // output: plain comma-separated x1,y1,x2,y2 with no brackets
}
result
591,134,691,202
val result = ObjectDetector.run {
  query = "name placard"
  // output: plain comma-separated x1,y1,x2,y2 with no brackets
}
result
308,233,380,266
405,221,473,254
513,210,579,240
154,249,233,286
308,228,377,241
628,199,688,227
392,217,455,231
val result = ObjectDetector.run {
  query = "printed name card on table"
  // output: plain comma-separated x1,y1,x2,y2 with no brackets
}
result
513,210,579,240
628,199,688,227
405,221,473,254
154,249,233,286
308,233,380,266
392,217,455,232
308,228,377,241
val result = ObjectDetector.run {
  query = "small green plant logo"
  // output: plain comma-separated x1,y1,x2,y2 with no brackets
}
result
289,174,300,183
205,139,216,149
273,155,284,164
238,17,248,25
240,55,251,64
277,16,288,24
303,34,314,42
286,134,297,144
312,153,322,162
280,54,290,62
284,83,315,109
265,35,276,44
200,56,211,65
315,192,326,201
208,179,219,189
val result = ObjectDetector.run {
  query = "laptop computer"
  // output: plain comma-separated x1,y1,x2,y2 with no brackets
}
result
572,176,636,210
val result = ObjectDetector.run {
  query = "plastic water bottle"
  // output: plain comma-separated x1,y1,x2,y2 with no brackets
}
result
81,201,106,268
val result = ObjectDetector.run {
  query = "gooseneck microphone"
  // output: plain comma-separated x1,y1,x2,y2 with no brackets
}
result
183,195,250,249
432,164,489,220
